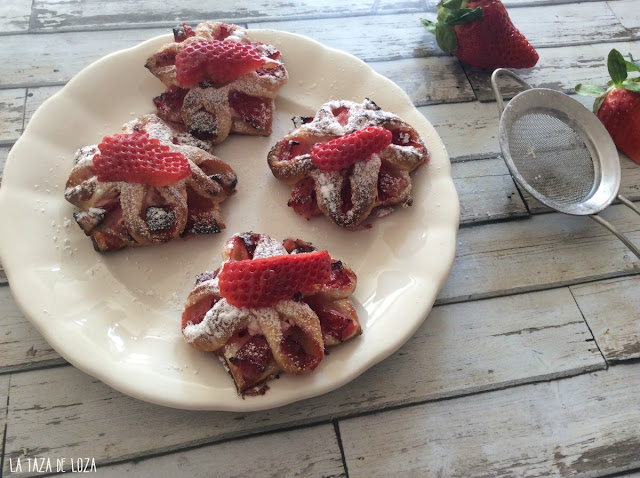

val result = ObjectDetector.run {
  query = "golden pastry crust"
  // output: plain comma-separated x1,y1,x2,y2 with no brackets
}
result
146,22,288,146
268,99,429,228
64,114,237,251
181,232,361,395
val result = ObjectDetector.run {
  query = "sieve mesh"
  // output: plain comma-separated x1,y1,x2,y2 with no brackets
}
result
506,110,595,205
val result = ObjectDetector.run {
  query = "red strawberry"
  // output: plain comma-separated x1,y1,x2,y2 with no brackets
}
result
576,49,640,165
175,39,265,87
421,0,538,70
218,250,331,308
228,91,273,131
94,132,192,187
310,126,392,171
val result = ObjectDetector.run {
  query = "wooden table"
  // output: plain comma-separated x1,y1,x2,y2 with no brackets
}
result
2,1,640,476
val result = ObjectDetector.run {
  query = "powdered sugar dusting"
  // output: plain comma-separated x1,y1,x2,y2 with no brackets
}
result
252,234,287,259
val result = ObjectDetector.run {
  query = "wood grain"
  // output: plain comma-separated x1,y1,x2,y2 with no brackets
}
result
97,424,345,477
572,275,640,362
0,0,32,34
339,364,640,477
0,89,25,145
2,287,603,471
29,0,377,31
0,287,64,374
24,86,63,129
439,202,640,304
453,156,529,224
370,57,475,106
468,40,640,102
0,28,167,88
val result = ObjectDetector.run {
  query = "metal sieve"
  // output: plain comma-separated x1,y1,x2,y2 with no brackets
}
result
491,68,640,259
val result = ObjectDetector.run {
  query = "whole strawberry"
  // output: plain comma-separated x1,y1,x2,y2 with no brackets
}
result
576,49,640,165
421,0,538,69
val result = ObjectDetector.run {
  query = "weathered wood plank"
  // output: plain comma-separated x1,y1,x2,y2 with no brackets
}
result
0,287,65,374
3,287,604,470
29,0,376,31
0,89,25,145
339,364,640,477
0,28,167,88
608,0,640,37
24,86,63,129
0,0,32,34
438,202,640,304
453,156,529,224
0,374,8,464
252,13,440,63
97,424,345,477
0,146,7,285
468,40,640,102
369,57,475,107
571,275,640,363
419,100,501,160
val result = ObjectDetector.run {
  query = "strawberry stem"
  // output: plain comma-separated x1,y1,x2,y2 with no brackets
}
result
420,2,482,55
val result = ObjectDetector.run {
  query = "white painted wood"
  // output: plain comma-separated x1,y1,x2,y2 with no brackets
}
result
608,0,640,34
29,0,376,31
0,28,168,88
572,275,640,362
252,13,442,63
0,286,64,373
24,86,63,129
439,202,640,304
370,56,475,106
97,424,345,478
340,364,640,477
0,0,32,33
2,288,604,468
0,89,25,145
469,40,640,102
419,100,501,160
453,157,529,223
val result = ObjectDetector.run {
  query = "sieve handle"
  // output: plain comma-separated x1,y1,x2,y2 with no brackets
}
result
617,194,640,216
490,68,533,117
589,214,640,260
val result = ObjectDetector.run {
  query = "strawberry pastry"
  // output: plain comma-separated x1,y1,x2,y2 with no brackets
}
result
181,232,361,395
146,22,288,146
268,99,429,228
64,114,237,251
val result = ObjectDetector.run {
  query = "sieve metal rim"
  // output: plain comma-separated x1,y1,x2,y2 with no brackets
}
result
498,88,621,216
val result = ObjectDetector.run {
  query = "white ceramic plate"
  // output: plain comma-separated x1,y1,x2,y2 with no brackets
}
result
0,30,459,411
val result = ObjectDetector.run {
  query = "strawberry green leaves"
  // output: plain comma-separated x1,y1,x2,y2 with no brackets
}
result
576,48,640,165
576,49,640,112
421,0,482,54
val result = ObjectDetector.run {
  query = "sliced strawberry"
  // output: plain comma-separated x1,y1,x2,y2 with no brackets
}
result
421,0,538,70
181,296,217,330
288,178,321,219
229,334,273,381
310,126,392,171
306,297,358,343
175,39,266,87
228,91,273,131
153,87,188,123
94,132,192,187
218,250,331,308
326,260,355,291
280,326,323,371
378,166,409,203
